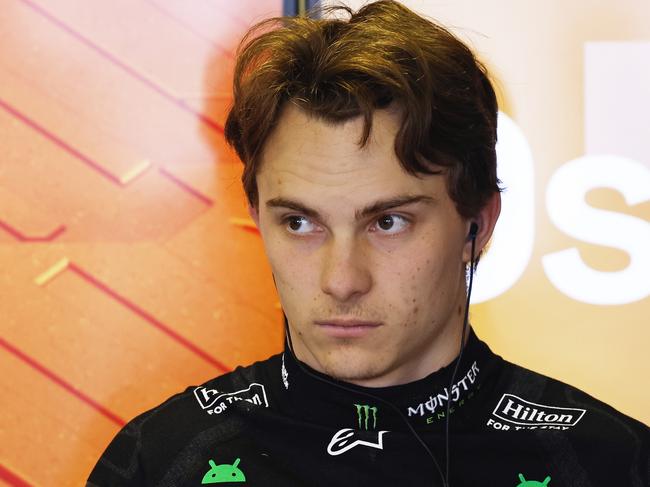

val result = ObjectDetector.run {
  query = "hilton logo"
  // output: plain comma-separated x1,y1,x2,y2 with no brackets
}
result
488,394,586,431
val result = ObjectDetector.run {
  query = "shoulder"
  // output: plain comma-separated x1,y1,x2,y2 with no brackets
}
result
138,353,282,437
487,357,649,446
87,354,282,486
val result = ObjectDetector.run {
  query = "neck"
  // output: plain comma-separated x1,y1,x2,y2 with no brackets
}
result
279,324,492,432
285,310,468,389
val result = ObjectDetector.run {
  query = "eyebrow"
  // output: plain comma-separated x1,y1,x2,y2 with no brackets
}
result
265,195,436,221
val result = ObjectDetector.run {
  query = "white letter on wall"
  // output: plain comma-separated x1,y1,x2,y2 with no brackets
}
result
543,155,650,305
472,112,535,303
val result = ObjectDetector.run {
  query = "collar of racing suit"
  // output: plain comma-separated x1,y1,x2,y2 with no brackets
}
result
277,326,500,432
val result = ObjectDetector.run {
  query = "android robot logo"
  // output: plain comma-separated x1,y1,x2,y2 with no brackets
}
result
516,473,551,487
201,458,246,484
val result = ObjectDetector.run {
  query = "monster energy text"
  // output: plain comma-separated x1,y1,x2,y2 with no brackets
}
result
407,361,480,417
354,404,378,430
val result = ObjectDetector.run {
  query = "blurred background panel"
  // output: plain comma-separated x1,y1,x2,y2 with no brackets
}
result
0,1,282,485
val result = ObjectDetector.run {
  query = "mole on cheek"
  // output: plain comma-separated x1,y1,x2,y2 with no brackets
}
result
405,307,418,327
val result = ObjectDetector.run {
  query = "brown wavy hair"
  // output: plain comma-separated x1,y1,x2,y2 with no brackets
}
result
224,0,500,219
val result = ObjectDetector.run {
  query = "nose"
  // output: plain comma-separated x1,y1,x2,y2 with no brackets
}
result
320,235,372,302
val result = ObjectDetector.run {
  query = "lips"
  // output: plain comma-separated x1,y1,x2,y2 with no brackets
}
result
314,319,382,338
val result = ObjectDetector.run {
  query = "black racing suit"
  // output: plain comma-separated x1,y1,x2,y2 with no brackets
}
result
87,328,649,486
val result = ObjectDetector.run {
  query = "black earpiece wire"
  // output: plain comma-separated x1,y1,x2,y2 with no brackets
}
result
279,224,478,487
443,226,477,485
283,317,447,486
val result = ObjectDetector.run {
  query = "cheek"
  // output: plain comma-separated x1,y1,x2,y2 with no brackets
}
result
262,229,293,273
262,236,296,297
265,240,318,306
383,244,458,311
376,253,430,307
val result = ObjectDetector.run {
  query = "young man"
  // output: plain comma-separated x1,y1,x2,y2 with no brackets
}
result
88,1,649,486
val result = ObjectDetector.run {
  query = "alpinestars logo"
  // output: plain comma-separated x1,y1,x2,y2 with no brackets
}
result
487,394,586,431
194,383,269,415
327,403,387,456
327,429,388,456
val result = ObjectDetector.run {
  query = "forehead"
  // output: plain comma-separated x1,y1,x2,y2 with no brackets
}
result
257,105,445,203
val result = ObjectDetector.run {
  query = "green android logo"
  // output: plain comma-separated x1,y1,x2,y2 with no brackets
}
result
516,473,551,487
201,458,246,484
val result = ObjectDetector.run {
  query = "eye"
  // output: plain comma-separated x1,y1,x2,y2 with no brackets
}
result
284,215,319,235
372,214,410,235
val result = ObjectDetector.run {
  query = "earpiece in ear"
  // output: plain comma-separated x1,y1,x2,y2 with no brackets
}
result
468,222,479,241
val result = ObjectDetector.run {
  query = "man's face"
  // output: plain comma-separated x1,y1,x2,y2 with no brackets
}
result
251,105,478,387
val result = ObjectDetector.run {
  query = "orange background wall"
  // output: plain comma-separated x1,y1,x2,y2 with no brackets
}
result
0,1,282,485
337,0,650,428
1,1,649,486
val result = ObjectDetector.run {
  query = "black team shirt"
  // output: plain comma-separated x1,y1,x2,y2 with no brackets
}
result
87,328,649,486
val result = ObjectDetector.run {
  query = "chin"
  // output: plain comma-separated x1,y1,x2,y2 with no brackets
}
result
318,350,387,384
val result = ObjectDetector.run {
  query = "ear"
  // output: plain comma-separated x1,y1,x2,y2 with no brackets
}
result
248,202,260,228
462,191,501,263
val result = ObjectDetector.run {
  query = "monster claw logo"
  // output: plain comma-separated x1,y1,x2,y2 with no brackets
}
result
327,403,387,456
201,458,246,484
516,473,551,486
354,403,378,430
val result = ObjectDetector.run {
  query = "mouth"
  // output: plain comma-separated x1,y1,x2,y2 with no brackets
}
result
314,319,382,338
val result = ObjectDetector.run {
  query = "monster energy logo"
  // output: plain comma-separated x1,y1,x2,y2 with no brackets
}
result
354,404,378,430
